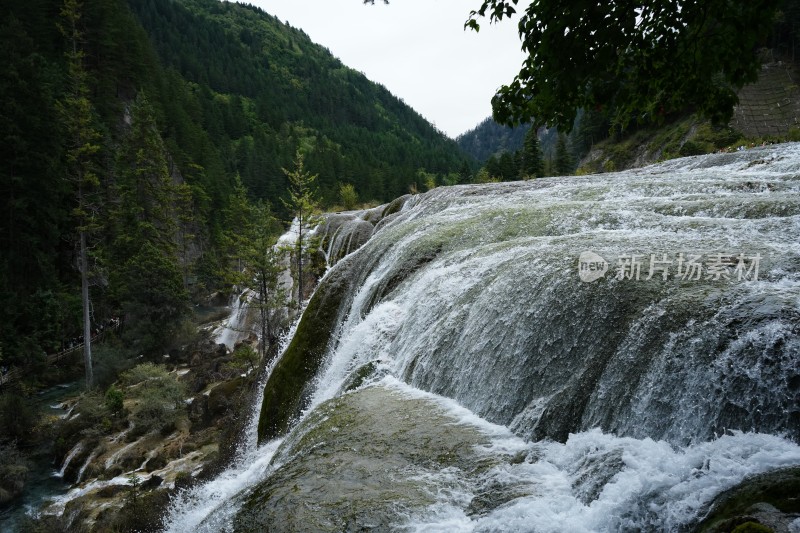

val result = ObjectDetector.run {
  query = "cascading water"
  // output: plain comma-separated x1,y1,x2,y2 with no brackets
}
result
213,289,254,350
168,144,800,532
54,442,83,479
161,317,301,532
74,451,97,485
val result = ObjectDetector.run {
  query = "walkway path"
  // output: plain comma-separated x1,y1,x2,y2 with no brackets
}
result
0,323,119,388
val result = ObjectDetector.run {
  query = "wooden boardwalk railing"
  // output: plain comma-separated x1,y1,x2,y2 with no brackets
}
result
0,323,119,388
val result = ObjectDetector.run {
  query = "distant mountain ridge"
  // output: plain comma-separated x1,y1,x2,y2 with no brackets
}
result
456,118,532,162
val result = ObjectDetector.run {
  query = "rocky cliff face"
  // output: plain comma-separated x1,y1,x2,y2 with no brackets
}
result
578,59,800,174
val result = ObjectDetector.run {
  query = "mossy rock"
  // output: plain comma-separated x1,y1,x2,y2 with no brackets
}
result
145,453,168,472
680,139,709,156
257,256,357,443
731,522,774,533
207,376,247,419
107,489,172,532
240,385,495,532
381,193,411,219
104,465,123,478
341,360,384,392
695,466,800,532
96,483,127,498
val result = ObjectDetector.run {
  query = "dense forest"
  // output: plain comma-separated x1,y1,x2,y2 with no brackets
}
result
0,0,475,390
457,118,533,163
127,0,476,204
457,110,609,180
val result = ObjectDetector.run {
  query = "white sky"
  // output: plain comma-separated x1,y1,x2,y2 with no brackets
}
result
244,0,527,138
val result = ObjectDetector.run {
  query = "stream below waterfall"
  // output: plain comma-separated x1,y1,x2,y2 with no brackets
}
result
0,382,79,531
168,144,800,532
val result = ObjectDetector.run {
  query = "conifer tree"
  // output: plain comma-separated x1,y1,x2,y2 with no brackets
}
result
247,203,285,357
554,134,574,176
114,91,178,257
338,183,359,210
282,151,319,307
110,91,190,354
57,0,101,388
520,126,543,179
223,179,286,357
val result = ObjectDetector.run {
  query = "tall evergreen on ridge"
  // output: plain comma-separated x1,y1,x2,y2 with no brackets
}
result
111,91,178,259
109,91,190,354
57,0,101,388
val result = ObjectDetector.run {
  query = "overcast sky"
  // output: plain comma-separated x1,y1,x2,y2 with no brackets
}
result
244,0,527,138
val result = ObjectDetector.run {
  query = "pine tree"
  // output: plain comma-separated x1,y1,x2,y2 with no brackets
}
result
498,152,517,181
57,0,101,389
338,183,358,210
221,174,253,276
223,180,285,357
114,91,178,257
520,126,543,179
282,151,319,307
554,134,574,176
247,202,285,357
110,91,191,354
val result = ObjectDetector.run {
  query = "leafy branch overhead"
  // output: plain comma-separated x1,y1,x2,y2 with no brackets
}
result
465,0,780,130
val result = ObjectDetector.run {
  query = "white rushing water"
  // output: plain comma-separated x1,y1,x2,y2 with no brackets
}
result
54,442,83,479
167,144,800,531
213,289,253,350
161,317,305,532
379,378,800,532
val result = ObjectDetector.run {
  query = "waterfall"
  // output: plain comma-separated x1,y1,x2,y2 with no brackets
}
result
168,143,800,531
161,310,304,532
213,289,253,350
299,145,800,446
54,442,83,479
75,450,97,485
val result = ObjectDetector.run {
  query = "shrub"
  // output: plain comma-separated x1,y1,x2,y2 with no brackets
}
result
679,140,707,156
120,362,170,386
338,183,359,210
74,391,112,440
93,344,135,389
0,442,28,505
105,386,124,416
224,344,259,375
0,392,37,444
695,123,743,149
123,364,186,435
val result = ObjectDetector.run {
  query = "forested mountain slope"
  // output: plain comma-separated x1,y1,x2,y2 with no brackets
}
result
128,0,475,204
0,0,473,377
457,117,532,162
